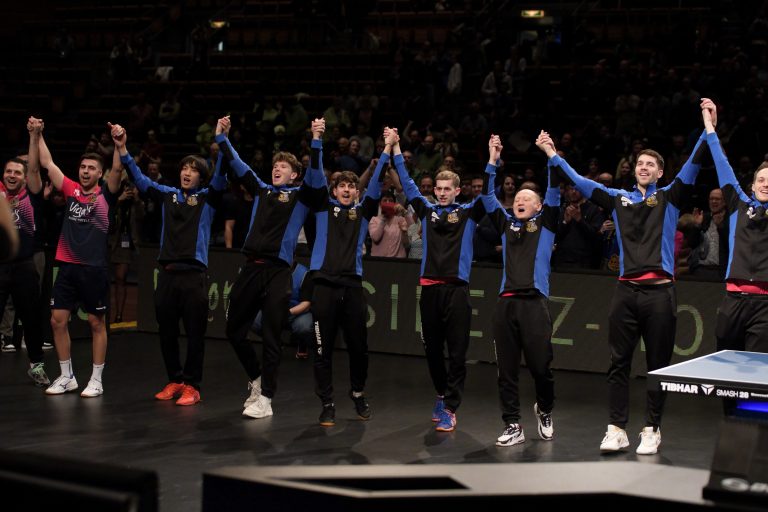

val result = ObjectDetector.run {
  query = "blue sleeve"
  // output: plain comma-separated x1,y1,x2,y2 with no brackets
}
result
673,130,707,186
549,154,615,212
362,152,390,201
544,163,560,208
481,163,503,214
305,139,326,189
663,130,707,207
209,153,227,191
392,153,421,203
215,134,266,188
707,131,750,203
120,153,175,195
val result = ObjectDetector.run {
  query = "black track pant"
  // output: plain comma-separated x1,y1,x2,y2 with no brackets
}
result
312,283,368,404
493,295,554,424
155,268,208,389
0,258,43,363
225,262,290,399
419,283,471,413
715,292,768,415
607,281,676,429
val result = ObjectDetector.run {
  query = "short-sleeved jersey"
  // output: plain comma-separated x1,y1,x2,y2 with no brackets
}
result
0,184,44,261
55,177,116,267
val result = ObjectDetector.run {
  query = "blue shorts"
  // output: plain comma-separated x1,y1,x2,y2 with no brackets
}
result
51,262,109,315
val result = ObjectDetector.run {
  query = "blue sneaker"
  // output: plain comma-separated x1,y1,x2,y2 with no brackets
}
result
431,396,445,422
435,409,456,432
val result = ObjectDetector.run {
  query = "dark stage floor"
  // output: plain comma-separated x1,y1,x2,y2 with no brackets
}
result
0,332,723,512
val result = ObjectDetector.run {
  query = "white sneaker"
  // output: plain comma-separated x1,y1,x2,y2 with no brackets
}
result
243,377,262,408
80,378,103,397
600,424,630,452
534,403,554,440
45,375,78,395
636,426,661,455
496,423,525,447
242,394,273,419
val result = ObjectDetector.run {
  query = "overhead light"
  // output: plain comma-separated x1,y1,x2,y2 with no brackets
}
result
521,10,545,18
210,19,228,29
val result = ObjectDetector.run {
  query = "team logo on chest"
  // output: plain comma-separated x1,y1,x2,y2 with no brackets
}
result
620,196,632,207
347,208,358,221
9,196,19,209
278,191,290,203
525,220,538,232
447,211,460,224
645,194,658,207
186,195,198,206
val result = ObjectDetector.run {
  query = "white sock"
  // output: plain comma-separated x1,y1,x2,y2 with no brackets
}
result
59,359,73,378
91,363,105,382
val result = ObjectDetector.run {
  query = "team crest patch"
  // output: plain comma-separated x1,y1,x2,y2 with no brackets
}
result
645,194,658,207
348,208,358,220
608,254,620,272
278,191,290,203
333,206,340,217
525,220,538,233
186,195,198,206
9,197,18,208
431,212,440,223
89,194,99,203
620,196,632,207
447,211,459,223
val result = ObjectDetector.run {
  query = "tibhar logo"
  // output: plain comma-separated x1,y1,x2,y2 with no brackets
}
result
660,382,698,394
700,384,715,396
314,321,322,356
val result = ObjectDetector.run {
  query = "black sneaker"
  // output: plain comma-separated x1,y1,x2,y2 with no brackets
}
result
349,391,371,420
319,402,336,426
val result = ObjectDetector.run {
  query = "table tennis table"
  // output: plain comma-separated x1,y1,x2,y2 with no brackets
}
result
648,350,768,403
650,350,768,508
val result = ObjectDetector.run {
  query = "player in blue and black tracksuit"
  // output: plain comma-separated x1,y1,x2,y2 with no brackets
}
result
703,99,768,355
537,103,709,455
392,130,488,433
308,123,391,426
114,121,227,405
481,135,560,447
216,117,326,419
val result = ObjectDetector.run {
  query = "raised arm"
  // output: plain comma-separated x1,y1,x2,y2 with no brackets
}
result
26,117,43,194
537,131,614,212
703,99,748,202
364,130,396,201
110,123,170,195
664,101,713,206
37,127,65,191
215,116,266,188
390,128,422,203
481,135,503,211
306,118,327,189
